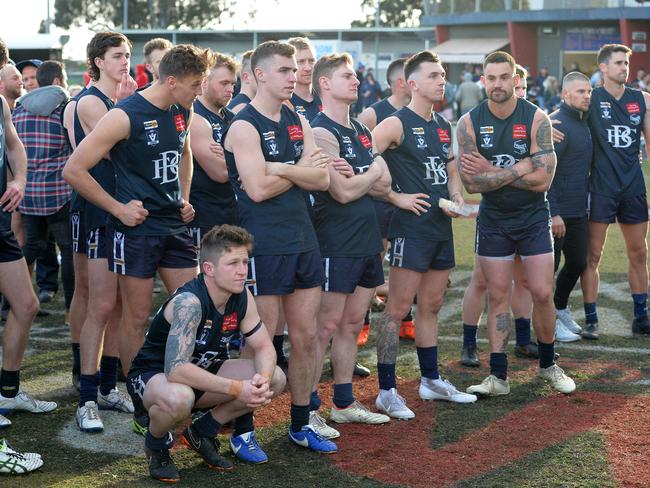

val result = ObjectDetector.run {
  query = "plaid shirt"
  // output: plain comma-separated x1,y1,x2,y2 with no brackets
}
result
12,103,72,216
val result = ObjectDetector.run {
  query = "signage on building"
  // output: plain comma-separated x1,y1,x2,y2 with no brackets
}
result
562,27,621,51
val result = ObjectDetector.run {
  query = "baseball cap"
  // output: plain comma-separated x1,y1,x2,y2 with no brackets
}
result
16,59,43,72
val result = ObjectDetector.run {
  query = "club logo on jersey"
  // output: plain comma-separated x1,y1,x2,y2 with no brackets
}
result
437,128,451,143
293,141,304,159
630,114,641,126
412,128,427,149
480,134,493,148
178,131,187,147
422,156,448,185
358,134,372,149
492,154,517,168
513,124,527,139
144,120,158,130
513,140,527,155
479,126,494,134
146,129,159,146
600,101,611,119
294,105,306,116
196,319,212,346
441,143,450,158
287,125,304,141
152,150,179,184
263,131,279,156
606,125,636,148
626,102,640,114
342,136,356,159
222,312,238,333
211,123,224,142
412,127,425,135
174,114,186,132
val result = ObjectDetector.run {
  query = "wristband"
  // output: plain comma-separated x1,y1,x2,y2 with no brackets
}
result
228,379,243,398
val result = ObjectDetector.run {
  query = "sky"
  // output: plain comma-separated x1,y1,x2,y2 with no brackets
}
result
1,0,367,59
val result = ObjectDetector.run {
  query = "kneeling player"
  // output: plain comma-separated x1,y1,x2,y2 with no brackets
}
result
127,225,286,483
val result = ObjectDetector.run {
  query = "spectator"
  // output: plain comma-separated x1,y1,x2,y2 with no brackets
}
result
15,59,41,93
534,66,549,108
0,65,23,110
455,72,484,115
12,60,74,320
360,71,381,109
543,75,561,112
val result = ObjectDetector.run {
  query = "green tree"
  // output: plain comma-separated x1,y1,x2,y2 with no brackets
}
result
352,0,423,28
53,0,248,30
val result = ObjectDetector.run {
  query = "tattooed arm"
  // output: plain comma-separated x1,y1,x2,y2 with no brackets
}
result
508,110,556,192
456,114,533,194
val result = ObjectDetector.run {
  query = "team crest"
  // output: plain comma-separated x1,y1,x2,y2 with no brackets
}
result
412,128,427,149
211,123,223,142
196,319,212,346
600,101,611,119
263,131,279,156
480,134,493,148
630,114,641,126
342,136,356,159
146,129,159,146
513,140,527,155
178,131,187,147
441,143,450,158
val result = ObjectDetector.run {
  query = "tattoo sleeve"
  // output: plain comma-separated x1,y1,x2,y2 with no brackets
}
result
164,293,202,376
495,313,512,353
376,311,400,364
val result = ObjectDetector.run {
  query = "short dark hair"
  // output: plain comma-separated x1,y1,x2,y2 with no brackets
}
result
37,60,65,87
87,32,131,81
386,58,406,86
210,52,238,75
251,41,295,73
200,225,253,265
158,44,214,80
313,53,353,97
143,37,173,64
483,51,515,71
404,51,441,81
0,37,8,69
597,44,632,65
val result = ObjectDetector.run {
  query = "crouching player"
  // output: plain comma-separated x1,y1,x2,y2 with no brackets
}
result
127,225,286,483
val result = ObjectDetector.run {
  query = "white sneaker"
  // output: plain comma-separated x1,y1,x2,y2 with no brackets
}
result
330,401,390,424
308,411,340,439
0,438,40,460
98,388,134,413
466,375,510,396
0,414,10,428
0,449,43,474
555,320,581,342
76,401,104,433
0,391,57,414
375,388,415,420
419,377,477,404
539,364,576,394
557,308,582,334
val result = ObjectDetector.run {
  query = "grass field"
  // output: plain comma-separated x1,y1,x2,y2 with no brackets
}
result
1,164,649,487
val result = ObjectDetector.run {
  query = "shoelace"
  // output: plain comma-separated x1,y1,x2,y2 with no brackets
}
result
86,405,100,421
243,436,260,451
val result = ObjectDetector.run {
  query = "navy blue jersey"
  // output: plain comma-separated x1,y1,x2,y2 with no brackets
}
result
129,274,248,376
384,107,453,241
290,93,322,122
224,104,318,256
68,85,89,213
588,86,646,198
310,113,382,257
227,92,250,110
110,92,189,236
469,98,548,229
74,86,115,230
370,98,397,125
190,100,237,230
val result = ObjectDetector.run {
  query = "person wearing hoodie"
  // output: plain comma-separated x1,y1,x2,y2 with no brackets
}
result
11,60,74,322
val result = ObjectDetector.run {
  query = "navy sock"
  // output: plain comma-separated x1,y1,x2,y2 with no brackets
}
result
233,412,254,436
463,324,478,348
416,346,439,380
632,293,648,320
332,383,354,409
377,362,396,390
0,369,19,398
309,390,321,411
489,353,508,381
290,403,310,433
79,373,99,406
584,302,598,324
99,356,118,396
403,308,413,322
364,309,370,326
145,431,173,451
71,343,80,373
193,411,222,438
538,341,555,369
514,317,531,346
273,334,286,362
